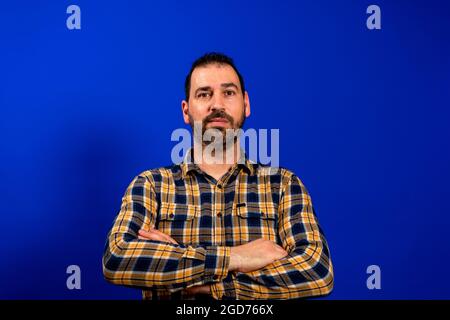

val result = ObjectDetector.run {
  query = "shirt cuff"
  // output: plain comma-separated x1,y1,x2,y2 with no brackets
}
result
204,246,230,282
211,273,237,300
210,281,224,300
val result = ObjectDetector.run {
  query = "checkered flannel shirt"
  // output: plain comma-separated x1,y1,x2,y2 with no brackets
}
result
103,149,334,299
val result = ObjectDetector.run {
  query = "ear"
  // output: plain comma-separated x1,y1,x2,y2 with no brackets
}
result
181,100,190,125
244,91,251,118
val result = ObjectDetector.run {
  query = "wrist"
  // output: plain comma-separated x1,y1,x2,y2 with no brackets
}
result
229,247,242,272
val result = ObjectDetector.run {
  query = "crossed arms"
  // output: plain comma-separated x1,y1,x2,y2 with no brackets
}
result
102,173,334,299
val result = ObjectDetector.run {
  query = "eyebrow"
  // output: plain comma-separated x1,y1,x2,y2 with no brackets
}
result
195,86,213,95
194,83,240,96
221,82,239,90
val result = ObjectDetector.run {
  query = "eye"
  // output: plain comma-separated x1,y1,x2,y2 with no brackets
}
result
224,90,236,96
197,92,211,99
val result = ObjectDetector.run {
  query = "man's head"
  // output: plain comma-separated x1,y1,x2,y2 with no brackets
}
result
182,53,250,136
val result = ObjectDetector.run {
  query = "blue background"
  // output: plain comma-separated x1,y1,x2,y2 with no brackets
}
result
1,0,449,299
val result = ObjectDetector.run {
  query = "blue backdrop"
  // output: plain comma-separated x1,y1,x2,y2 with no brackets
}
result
1,0,449,299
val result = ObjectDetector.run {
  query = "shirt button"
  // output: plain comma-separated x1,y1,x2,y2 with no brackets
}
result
217,184,222,189
261,212,265,217
217,212,222,217
169,213,174,219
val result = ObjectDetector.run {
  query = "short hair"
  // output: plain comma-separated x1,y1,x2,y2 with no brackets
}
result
184,52,246,101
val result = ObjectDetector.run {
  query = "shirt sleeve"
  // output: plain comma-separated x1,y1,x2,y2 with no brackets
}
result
102,174,230,289
210,174,334,300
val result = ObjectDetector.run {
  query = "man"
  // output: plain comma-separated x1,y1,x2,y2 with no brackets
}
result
102,53,334,300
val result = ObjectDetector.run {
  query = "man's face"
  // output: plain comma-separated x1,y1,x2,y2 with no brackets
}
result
182,63,250,135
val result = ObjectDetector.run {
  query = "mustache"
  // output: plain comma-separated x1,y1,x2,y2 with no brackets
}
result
203,110,234,125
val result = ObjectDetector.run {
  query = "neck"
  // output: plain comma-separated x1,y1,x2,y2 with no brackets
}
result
193,140,241,181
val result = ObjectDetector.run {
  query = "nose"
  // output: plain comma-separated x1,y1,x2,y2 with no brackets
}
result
209,92,225,112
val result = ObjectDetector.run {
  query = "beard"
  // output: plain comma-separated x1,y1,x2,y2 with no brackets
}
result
188,108,246,148
188,108,246,133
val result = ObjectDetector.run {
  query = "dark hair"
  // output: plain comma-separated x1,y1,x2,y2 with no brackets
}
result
184,52,246,101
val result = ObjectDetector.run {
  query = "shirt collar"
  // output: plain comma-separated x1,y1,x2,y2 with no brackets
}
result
180,147,255,178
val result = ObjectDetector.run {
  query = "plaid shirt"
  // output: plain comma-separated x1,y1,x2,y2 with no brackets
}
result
102,149,334,300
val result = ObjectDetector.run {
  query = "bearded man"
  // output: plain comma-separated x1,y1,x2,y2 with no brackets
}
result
102,52,334,300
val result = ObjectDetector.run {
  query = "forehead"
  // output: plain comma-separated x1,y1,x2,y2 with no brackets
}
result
190,64,241,90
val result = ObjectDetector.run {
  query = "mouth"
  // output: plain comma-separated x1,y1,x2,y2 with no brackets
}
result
209,117,228,123
207,118,229,126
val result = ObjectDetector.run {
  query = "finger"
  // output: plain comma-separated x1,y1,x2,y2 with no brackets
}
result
139,228,178,244
138,229,153,238
141,229,176,244
138,232,160,241
187,285,210,295
185,287,197,295
274,244,287,252
161,234,178,245
274,243,288,252
143,230,167,242
149,229,178,244
277,248,288,258
277,245,287,252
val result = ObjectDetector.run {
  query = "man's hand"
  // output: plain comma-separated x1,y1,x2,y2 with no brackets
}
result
137,230,288,293
138,228,211,296
138,228,178,244
185,285,211,295
229,238,288,273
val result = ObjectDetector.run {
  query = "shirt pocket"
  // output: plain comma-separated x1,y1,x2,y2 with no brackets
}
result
157,203,200,245
233,202,279,244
